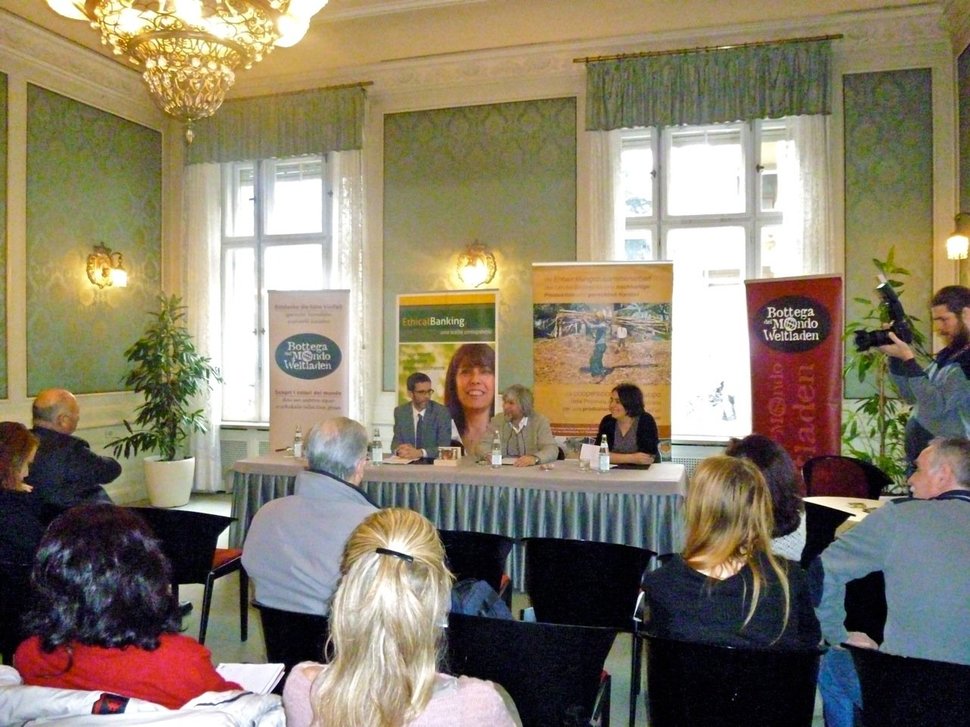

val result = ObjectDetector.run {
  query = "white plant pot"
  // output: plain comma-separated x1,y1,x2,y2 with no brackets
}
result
144,456,196,508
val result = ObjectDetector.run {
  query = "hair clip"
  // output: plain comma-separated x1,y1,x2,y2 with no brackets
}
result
376,547,414,563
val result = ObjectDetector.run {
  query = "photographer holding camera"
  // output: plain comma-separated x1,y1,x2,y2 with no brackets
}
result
878,285,970,472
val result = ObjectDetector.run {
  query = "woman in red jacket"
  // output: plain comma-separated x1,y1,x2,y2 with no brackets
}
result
14,503,239,708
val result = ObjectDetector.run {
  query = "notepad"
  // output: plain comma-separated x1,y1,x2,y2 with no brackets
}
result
216,662,285,695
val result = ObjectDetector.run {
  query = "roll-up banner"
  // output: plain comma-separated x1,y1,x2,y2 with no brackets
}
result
533,262,673,437
745,275,843,470
268,290,350,451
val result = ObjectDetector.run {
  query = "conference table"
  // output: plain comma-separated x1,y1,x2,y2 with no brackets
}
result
229,453,688,588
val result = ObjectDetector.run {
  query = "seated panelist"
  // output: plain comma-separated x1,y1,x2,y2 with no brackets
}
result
596,382,659,465
484,385,559,467
391,372,453,460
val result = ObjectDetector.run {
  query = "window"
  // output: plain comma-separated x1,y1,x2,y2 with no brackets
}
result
619,120,807,441
221,155,332,422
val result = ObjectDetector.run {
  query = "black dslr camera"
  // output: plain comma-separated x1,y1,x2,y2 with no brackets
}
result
854,280,914,352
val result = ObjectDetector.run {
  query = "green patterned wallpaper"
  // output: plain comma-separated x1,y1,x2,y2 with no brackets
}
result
843,69,933,398
382,97,577,390
26,85,162,395
0,73,7,399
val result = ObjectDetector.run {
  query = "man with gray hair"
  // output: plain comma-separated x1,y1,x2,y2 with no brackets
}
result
812,437,970,726
242,416,378,615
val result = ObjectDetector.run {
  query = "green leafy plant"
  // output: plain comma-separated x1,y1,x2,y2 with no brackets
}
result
842,248,928,488
109,294,221,462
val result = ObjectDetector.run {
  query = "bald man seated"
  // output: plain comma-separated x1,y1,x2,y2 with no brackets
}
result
26,388,120,512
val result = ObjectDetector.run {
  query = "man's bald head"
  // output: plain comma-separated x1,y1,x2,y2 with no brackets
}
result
33,389,81,435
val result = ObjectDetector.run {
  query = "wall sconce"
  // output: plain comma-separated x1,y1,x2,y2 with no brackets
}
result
86,244,128,289
456,241,497,288
947,213,970,281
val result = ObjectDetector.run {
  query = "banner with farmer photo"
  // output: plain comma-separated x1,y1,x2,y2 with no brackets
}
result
532,262,673,438
268,290,350,451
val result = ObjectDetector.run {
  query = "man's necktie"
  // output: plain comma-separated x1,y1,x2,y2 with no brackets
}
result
415,413,425,450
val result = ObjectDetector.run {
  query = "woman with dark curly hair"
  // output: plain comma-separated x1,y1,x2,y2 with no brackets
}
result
725,434,805,562
14,503,239,708
0,421,44,566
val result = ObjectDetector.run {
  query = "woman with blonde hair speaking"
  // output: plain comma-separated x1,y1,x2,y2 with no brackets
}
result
283,508,518,727
641,455,819,649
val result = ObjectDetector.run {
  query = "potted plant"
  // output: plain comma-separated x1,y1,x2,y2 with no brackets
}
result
842,249,927,491
109,294,221,507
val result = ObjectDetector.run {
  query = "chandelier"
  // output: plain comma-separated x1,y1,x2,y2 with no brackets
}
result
46,1,328,140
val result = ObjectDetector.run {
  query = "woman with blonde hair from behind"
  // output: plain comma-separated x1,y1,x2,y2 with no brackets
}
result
641,455,819,648
283,508,519,727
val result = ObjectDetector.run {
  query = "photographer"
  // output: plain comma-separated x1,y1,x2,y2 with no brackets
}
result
879,285,970,472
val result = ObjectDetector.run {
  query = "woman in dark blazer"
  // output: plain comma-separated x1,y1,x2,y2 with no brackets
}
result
596,383,659,465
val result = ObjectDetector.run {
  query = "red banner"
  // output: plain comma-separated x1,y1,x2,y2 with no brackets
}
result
745,276,843,471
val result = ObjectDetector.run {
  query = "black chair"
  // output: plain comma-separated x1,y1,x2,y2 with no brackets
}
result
445,612,616,727
802,455,892,499
439,529,514,605
128,507,247,645
522,537,654,727
254,602,330,694
644,634,821,727
845,643,970,726
0,560,32,665
801,500,852,567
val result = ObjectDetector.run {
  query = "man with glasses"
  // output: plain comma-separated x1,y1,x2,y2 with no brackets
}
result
392,372,453,460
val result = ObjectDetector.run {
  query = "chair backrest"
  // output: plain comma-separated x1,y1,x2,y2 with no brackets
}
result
645,634,821,727
254,602,330,677
523,537,654,630
846,644,970,726
128,507,232,584
0,560,32,664
438,529,514,595
800,501,852,567
445,613,616,727
802,456,892,499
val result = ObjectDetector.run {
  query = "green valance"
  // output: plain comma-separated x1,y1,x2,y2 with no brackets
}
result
185,85,366,164
586,39,831,130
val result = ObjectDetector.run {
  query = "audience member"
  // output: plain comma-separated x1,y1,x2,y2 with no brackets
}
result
444,344,496,457
642,455,820,649
596,383,659,465
811,437,970,727
725,434,805,561
483,384,559,466
392,372,453,460
0,422,45,566
26,388,120,511
283,508,518,727
14,504,239,708
243,416,378,615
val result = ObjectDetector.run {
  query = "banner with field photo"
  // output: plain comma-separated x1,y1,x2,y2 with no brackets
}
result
533,263,673,438
268,289,350,451
745,275,843,470
397,292,499,443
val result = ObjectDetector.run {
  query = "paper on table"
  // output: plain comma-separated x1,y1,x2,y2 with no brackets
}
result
580,443,599,463
382,455,420,464
216,663,285,695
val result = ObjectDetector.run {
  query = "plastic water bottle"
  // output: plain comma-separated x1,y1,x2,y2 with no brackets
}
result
490,430,502,468
371,427,383,465
293,425,303,458
598,434,610,473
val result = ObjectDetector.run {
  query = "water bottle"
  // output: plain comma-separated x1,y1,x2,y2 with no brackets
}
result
370,427,383,465
490,430,502,468
293,425,303,458
598,434,610,473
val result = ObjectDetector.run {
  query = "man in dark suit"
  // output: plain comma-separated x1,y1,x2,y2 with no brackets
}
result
391,372,453,460
26,388,121,512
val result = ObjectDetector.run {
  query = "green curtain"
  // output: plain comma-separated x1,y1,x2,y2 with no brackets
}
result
586,40,831,130
186,85,365,163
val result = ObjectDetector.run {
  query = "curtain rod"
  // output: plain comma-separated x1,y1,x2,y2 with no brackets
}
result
233,81,374,102
573,33,842,65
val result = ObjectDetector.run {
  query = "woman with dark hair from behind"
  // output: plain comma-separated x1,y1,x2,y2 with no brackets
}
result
725,434,806,562
0,421,44,566
284,507,518,726
641,455,819,649
596,382,659,465
14,503,240,708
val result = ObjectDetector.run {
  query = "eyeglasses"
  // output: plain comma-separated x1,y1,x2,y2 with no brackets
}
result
413,388,434,396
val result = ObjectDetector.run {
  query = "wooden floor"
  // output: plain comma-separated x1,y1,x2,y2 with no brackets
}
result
179,492,826,726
